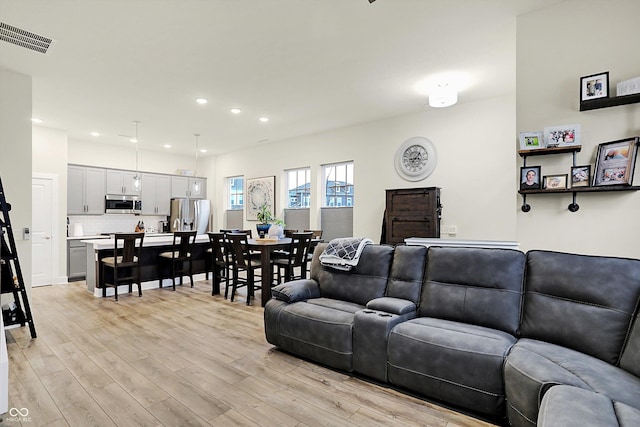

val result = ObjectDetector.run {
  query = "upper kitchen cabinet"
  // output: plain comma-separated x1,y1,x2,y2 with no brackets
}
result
170,176,206,199
141,173,171,215
106,169,141,195
68,165,106,214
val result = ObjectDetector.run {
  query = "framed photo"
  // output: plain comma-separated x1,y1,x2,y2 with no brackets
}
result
245,176,275,221
543,174,568,190
593,137,639,186
520,166,541,190
570,165,591,188
580,71,609,101
544,124,580,148
519,131,544,151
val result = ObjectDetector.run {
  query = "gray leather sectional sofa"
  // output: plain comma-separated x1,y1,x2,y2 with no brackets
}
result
264,243,640,426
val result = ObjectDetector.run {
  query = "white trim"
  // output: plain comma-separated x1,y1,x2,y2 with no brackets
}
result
32,173,60,287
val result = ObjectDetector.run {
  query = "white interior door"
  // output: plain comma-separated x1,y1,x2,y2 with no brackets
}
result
32,176,55,286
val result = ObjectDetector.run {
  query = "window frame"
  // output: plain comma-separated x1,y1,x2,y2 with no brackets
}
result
322,161,354,208
285,167,311,209
226,175,244,210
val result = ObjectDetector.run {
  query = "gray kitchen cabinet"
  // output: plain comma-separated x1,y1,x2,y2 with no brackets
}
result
141,173,171,215
67,240,87,281
106,169,140,195
68,165,106,214
170,175,206,199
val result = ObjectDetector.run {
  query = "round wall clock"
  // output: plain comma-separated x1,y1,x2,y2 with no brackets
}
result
394,136,438,181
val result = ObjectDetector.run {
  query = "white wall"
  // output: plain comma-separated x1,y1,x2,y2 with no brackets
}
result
68,138,196,176
211,94,517,242
517,0,640,257
0,68,32,301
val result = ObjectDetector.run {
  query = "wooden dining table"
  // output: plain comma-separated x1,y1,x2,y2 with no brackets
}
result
247,237,292,306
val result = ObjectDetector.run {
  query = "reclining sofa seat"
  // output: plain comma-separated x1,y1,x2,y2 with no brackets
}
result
264,243,427,374
504,250,640,427
387,246,526,418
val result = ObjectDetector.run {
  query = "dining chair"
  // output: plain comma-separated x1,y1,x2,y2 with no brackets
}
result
304,229,324,274
226,233,262,305
273,232,313,283
158,230,197,290
101,232,145,301
206,232,228,296
283,229,298,238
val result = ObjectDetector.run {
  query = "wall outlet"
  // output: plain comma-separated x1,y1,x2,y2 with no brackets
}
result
442,225,458,235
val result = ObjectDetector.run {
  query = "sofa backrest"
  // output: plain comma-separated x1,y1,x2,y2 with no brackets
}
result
311,243,394,306
620,314,640,376
418,246,526,336
386,244,427,304
522,250,640,364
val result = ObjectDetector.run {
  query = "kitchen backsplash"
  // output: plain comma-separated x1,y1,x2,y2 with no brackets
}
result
68,215,167,237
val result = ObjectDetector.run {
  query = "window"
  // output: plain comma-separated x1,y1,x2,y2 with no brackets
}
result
286,167,311,208
227,176,244,210
323,161,354,207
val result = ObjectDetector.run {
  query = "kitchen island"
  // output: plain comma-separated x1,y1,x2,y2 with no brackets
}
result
82,234,212,297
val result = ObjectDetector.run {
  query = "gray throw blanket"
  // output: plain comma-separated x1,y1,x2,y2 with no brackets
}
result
319,237,373,271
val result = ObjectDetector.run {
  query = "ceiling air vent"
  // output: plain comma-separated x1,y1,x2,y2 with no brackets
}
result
0,22,53,54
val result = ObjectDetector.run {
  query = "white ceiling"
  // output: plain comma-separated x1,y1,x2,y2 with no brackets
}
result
0,0,562,156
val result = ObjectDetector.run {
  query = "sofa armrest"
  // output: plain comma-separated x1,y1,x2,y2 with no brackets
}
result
366,297,416,316
271,279,321,303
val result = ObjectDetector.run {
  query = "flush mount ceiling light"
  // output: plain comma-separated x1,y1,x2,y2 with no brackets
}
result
428,83,458,108
195,98,208,105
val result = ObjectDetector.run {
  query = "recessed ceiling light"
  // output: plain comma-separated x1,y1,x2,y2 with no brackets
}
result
163,144,171,148
90,132,100,137
31,118,43,123
259,117,269,123
195,98,208,105
129,138,138,143
199,149,207,153
230,108,241,114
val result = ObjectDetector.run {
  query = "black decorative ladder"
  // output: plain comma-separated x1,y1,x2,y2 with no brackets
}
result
0,178,36,338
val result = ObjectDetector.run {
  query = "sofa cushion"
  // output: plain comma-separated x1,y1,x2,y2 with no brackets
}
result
522,250,640,364
271,279,320,303
385,244,426,303
267,299,362,372
419,246,525,335
311,244,394,306
620,314,640,378
504,338,640,427
387,317,517,416
538,385,640,427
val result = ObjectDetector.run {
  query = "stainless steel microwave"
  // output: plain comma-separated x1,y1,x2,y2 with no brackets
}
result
105,194,142,214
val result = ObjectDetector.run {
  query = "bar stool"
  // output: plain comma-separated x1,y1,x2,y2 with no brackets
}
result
101,232,145,301
158,230,197,291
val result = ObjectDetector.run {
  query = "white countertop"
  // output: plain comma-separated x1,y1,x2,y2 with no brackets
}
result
67,235,109,241
82,233,210,250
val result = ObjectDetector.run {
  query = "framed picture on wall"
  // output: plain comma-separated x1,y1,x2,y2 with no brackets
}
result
520,166,541,190
245,176,275,220
519,131,544,150
544,124,580,147
543,174,568,190
593,137,639,186
570,165,591,188
580,71,609,101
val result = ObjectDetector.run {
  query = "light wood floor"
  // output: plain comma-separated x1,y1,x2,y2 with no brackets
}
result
2,279,498,427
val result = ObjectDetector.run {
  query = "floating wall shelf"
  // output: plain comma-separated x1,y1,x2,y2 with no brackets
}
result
580,93,640,111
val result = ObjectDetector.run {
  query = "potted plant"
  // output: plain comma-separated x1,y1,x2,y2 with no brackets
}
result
256,204,273,236
256,203,286,238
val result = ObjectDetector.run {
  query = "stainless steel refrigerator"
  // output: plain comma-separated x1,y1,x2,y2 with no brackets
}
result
169,198,211,234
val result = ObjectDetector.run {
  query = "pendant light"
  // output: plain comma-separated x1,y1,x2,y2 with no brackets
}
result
192,133,201,194
133,121,141,191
